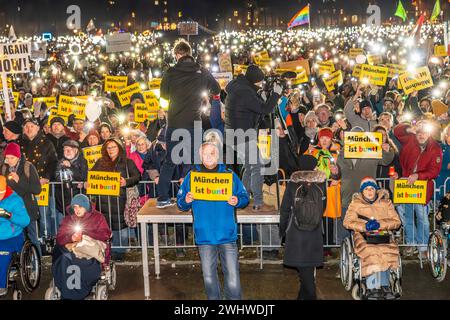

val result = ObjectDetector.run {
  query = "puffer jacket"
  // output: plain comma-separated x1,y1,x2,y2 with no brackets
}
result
343,189,401,277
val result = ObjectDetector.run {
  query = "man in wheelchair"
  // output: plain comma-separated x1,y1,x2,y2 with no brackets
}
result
52,194,112,300
0,175,30,297
343,177,401,300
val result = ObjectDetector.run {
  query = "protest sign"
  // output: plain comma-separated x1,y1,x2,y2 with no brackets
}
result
105,33,132,53
385,63,406,79
258,134,271,160
393,180,427,205
278,59,311,75
317,61,335,76
359,64,389,86
218,52,232,72
58,95,87,119
212,72,233,89
366,54,382,65
323,70,343,92
349,48,364,59
352,64,362,77
33,96,57,107
134,103,153,123
233,64,248,76
148,78,162,90
291,68,309,85
398,66,433,95
190,172,233,201
87,171,121,196
434,45,448,57
37,183,49,206
104,76,128,92
143,91,160,112
116,82,142,106
344,132,382,159
83,145,103,170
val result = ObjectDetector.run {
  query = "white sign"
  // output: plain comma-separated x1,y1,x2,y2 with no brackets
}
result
178,22,198,36
0,42,31,74
212,72,233,89
105,33,132,53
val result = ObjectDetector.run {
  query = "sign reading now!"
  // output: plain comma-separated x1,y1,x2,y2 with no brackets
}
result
58,95,87,119
359,64,389,86
87,171,121,196
104,75,128,92
393,180,427,204
37,183,49,206
398,66,433,95
190,172,233,201
83,145,103,170
0,43,31,74
344,132,382,159
116,83,141,106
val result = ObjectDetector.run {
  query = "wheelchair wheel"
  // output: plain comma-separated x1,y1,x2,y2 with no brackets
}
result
392,279,402,298
95,284,108,300
340,237,353,291
108,262,117,291
12,289,22,301
428,230,447,282
20,241,41,293
351,283,366,300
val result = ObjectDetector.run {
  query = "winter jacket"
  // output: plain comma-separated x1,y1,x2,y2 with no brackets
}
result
91,139,141,230
177,164,249,245
1,157,41,221
344,99,378,131
343,189,401,277
128,151,145,175
160,55,220,129
279,170,327,267
19,131,58,181
394,123,443,204
47,134,71,160
224,74,281,132
0,188,30,240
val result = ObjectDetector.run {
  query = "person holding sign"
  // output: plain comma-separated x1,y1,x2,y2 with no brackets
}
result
344,85,377,131
177,143,249,300
394,121,443,259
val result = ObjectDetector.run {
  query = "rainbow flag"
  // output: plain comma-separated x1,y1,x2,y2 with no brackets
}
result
287,5,310,29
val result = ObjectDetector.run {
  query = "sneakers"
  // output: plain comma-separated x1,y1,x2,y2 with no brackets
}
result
381,286,396,300
0,288,7,297
366,289,383,300
252,204,275,213
156,199,175,209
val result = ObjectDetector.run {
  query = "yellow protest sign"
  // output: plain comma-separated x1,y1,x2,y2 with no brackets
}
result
83,145,103,170
255,57,272,67
393,180,427,205
359,64,389,86
349,48,364,59
385,64,406,79
367,54,383,65
0,77,12,90
398,66,433,95
143,91,160,112
317,61,335,76
254,50,270,60
104,76,128,92
13,92,19,106
258,134,271,160
352,64,362,77
291,69,309,85
344,132,382,159
278,59,311,75
434,45,448,57
37,183,49,206
323,70,343,92
233,64,248,76
134,103,153,123
116,82,142,106
87,171,121,197
57,95,86,119
148,78,162,90
190,172,233,201
33,96,57,107
212,72,233,90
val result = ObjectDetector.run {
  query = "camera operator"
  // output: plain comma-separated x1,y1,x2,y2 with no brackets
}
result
224,65,282,212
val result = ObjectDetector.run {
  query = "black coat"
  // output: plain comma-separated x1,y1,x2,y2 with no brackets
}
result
47,134,71,160
1,157,41,221
279,170,327,268
19,131,58,181
160,55,220,129
224,75,280,131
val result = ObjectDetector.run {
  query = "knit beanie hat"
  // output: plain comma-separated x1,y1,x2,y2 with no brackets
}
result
245,65,265,84
360,176,380,193
318,127,333,141
4,143,21,159
70,194,91,212
4,121,22,135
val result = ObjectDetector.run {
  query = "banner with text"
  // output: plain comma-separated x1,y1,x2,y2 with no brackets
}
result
393,180,427,204
344,132,382,159
190,172,233,201
87,171,121,196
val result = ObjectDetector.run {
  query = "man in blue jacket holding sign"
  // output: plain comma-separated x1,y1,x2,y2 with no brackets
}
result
177,142,249,300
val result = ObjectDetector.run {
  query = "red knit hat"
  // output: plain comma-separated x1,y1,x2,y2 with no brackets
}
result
4,142,21,159
318,127,333,141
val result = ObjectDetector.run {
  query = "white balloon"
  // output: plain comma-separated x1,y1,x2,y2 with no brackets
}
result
85,100,101,122
355,55,367,64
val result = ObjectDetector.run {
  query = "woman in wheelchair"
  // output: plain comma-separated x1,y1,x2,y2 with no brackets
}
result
52,194,112,300
343,177,401,300
0,175,30,297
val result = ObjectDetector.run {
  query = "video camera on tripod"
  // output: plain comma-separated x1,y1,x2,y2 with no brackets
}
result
263,71,298,94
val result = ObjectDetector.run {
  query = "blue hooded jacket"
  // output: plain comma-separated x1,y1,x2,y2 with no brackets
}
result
177,164,249,245
0,189,30,241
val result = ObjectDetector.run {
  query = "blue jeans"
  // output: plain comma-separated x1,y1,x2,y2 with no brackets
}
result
112,228,130,254
397,203,430,251
0,233,24,288
366,270,390,290
198,242,241,300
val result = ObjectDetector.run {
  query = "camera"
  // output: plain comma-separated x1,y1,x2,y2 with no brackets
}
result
263,71,298,94
59,164,73,189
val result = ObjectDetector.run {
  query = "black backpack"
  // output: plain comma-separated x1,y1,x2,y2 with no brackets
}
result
292,182,325,231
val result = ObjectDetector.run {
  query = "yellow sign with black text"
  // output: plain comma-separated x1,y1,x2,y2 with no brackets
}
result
190,172,233,201
37,183,49,206
344,132,382,159
349,48,364,59
434,45,448,57
33,96,57,107
57,95,87,119
83,145,103,170
143,91,160,112
116,83,142,106
359,64,389,86
87,171,121,197
323,70,343,92
398,66,433,95
367,54,382,65
317,61,335,76
148,78,162,90
104,76,128,92
393,180,427,204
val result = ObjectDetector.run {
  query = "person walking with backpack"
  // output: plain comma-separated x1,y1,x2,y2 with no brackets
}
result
279,155,327,300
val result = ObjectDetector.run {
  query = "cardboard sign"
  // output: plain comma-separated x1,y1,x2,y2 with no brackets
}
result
323,70,343,92
190,172,233,201
393,180,427,204
352,64,362,77
233,64,248,77
86,171,121,196
0,42,31,74
143,91,160,112
218,53,232,72
367,54,383,65
398,66,433,95
104,76,128,92
434,45,448,57
385,64,406,79
58,95,87,119
349,48,364,59
258,134,271,160
278,59,311,75
83,145,103,170
105,33,132,53
212,72,233,89
37,183,49,206
148,78,162,90
317,61,335,76
134,103,153,123
344,132,382,159
359,64,389,86
178,22,198,36
116,82,142,106
33,96,57,107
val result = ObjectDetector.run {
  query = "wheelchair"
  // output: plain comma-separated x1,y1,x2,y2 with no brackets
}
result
4,239,41,300
427,222,449,282
339,232,402,300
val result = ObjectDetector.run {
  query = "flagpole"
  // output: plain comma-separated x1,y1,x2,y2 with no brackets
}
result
308,3,311,30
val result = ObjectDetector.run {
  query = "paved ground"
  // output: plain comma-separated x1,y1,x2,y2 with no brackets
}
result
13,248,450,300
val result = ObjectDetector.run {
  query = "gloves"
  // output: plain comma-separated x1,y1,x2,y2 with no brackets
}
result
365,219,380,232
273,83,283,95
0,208,11,220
